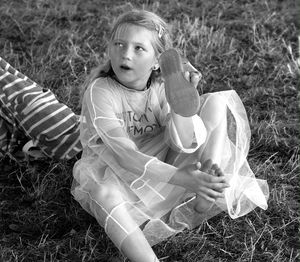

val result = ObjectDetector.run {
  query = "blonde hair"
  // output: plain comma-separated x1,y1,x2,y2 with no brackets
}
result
81,9,173,95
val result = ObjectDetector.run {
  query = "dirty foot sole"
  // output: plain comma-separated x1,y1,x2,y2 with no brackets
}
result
159,49,200,117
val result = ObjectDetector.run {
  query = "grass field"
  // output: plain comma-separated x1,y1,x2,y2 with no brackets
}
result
0,0,299,261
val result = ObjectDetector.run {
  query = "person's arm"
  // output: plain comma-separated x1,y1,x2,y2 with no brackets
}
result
85,79,177,184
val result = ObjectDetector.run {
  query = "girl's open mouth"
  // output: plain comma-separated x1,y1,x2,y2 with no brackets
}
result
120,65,131,70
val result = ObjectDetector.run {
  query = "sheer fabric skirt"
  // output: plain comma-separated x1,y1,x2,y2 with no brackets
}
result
72,90,269,248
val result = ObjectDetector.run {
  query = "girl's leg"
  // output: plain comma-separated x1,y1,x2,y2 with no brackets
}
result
194,94,227,213
89,183,159,262
198,94,227,164
120,228,159,262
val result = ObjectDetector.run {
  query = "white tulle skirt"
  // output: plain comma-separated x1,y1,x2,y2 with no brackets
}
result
71,90,269,248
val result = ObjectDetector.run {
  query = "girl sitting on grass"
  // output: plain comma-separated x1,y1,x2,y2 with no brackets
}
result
71,9,269,262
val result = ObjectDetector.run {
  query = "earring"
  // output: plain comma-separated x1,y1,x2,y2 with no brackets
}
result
153,64,159,70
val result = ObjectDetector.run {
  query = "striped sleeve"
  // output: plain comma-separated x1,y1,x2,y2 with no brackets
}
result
0,57,82,159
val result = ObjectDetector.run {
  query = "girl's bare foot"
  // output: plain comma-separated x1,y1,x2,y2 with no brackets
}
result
159,49,200,117
194,159,224,213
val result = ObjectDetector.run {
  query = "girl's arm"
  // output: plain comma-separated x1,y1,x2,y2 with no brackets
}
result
107,124,228,200
84,79,178,185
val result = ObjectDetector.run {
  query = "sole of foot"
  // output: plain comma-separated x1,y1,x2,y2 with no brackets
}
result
159,49,200,117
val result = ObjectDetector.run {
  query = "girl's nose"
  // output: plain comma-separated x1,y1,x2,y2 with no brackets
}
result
122,46,133,60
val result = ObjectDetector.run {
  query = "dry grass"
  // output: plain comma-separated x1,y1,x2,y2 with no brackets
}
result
0,0,299,261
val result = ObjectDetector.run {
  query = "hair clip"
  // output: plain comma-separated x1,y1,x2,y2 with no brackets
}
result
155,24,164,38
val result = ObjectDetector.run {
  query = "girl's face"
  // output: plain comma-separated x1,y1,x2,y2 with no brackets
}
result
108,24,158,91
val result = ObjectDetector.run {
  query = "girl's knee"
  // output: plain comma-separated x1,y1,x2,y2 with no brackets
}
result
204,94,226,111
93,184,124,211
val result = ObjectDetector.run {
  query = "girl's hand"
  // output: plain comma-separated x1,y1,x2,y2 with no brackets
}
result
182,61,202,88
171,162,229,201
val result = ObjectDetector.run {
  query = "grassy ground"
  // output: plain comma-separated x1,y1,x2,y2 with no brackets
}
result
0,0,299,261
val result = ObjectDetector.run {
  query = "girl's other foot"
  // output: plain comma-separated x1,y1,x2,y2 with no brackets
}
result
194,159,224,213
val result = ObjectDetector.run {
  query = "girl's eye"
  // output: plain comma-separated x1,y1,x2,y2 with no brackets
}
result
114,42,123,47
135,46,145,51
